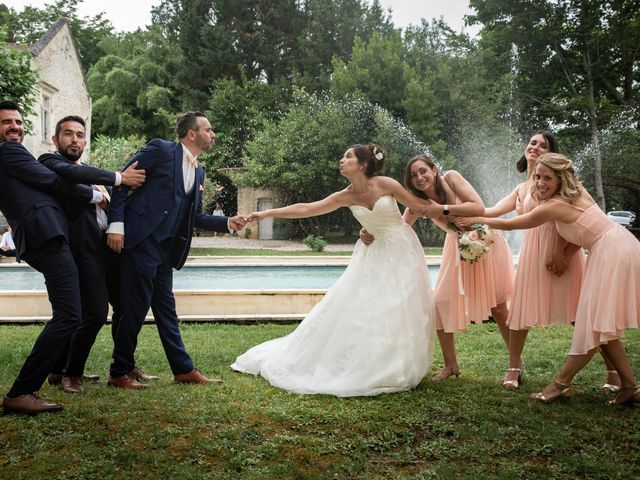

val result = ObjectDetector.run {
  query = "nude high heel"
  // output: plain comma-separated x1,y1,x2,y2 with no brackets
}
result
607,386,640,406
502,368,523,389
530,379,573,403
431,364,461,382
601,370,622,394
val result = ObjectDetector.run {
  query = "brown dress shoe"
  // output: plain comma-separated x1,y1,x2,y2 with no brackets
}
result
48,373,63,385
107,374,150,389
129,367,160,382
61,376,83,394
174,369,223,384
3,394,64,415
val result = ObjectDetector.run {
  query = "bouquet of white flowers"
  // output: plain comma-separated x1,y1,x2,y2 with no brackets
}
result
447,222,495,264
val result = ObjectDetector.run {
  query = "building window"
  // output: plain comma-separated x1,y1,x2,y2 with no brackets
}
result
41,95,51,142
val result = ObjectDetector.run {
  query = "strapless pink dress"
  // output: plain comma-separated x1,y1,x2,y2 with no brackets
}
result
434,219,514,332
507,191,585,329
553,202,640,354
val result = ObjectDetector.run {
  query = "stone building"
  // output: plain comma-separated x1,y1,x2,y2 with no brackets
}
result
19,18,92,158
218,168,286,240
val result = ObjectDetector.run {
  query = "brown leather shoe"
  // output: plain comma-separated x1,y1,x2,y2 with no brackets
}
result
107,374,149,389
174,369,222,384
129,367,160,382
61,375,83,394
49,373,98,385
3,394,64,415
48,373,63,385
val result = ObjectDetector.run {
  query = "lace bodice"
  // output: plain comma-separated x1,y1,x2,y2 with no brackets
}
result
349,195,407,240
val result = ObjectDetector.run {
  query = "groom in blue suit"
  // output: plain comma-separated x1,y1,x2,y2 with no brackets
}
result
106,111,246,388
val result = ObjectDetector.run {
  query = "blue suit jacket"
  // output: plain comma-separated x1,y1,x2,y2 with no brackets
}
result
0,141,93,260
108,139,230,269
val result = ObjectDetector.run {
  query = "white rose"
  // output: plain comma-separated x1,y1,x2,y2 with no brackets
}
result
460,247,476,261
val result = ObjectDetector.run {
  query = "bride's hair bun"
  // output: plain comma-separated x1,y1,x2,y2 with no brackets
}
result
349,143,387,177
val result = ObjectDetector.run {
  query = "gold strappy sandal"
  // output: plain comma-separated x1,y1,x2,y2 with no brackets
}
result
530,379,573,403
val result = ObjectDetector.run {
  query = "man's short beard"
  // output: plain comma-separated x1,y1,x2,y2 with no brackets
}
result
61,147,83,161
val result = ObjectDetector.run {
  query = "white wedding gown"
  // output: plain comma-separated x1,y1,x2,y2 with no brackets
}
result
231,195,436,396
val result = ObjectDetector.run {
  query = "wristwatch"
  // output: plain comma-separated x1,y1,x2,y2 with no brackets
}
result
442,205,450,216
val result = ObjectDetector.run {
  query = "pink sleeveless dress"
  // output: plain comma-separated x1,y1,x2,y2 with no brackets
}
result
507,190,585,329
553,202,640,355
433,207,515,333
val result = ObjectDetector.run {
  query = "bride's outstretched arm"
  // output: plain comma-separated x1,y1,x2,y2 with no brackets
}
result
248,191,347,222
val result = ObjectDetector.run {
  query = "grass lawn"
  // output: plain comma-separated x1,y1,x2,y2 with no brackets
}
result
1,322,638,479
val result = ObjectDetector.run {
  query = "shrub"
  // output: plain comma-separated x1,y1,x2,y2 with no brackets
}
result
303,234,327,252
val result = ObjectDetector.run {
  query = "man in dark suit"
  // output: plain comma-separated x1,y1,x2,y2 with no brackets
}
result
106,111,247,389
0,101,96,415
39,115,147,394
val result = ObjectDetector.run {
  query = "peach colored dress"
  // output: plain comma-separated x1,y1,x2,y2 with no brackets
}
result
507,190,585,329
552,202,640,355
433,201,515,333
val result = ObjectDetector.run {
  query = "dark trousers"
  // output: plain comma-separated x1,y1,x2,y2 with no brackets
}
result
109,236,193,377
7,237,81,397
51,245,121,376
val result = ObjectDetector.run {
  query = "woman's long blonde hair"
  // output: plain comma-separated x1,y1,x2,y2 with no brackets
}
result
532,153,583,204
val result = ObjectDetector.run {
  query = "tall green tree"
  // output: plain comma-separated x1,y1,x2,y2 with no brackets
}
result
237,90,437,238
0,29,37,118
469,0,640,209
293,0,395,92
330,31,440,150
87,27,182,138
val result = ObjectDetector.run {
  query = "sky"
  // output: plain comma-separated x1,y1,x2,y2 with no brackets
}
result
3,0,479,35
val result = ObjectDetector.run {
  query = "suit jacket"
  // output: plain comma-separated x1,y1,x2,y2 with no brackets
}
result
108,139,229,269
39,152,117,253
0,142,93,260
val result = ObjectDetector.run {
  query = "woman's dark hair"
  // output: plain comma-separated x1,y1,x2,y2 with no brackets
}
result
516,130,560,173
403,154,446,205
350,143,386,177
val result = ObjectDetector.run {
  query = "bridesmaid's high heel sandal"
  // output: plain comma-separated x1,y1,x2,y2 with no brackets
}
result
530,379,573,404
607,386,640,406
431,364,461,382
502,368,523,389
601,370,622,394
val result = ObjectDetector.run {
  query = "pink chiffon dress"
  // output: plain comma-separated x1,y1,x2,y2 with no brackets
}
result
433,202,515,333
507,189,585,330
552,202,640,355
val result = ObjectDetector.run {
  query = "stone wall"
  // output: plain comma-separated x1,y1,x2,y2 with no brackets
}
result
236,186,285,239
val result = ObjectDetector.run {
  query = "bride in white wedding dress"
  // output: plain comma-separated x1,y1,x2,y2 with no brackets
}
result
231,144,439,396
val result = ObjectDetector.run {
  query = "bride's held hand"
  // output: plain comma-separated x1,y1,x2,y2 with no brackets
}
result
359,228,375,245
247,212,266,222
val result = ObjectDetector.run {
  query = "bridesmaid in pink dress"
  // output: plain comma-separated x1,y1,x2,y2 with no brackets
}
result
460,153,640,405
363,154,515,380
482,131,593,389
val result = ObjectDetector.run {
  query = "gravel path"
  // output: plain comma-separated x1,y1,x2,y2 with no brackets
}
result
191,234,355,252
